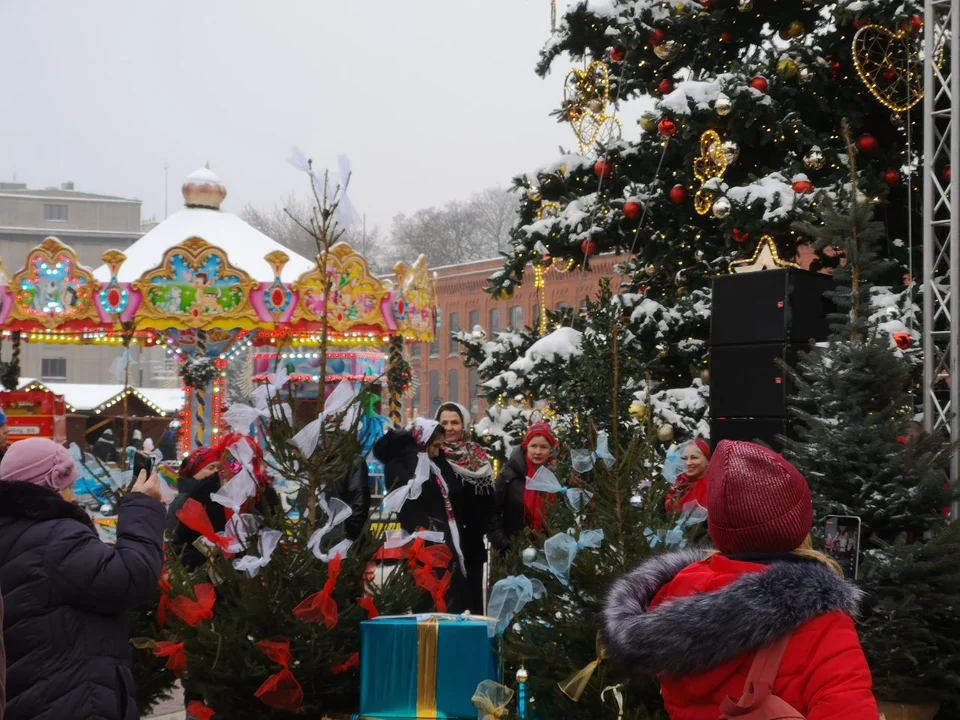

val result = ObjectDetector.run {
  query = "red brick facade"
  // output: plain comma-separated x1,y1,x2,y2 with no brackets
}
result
404,255,618,421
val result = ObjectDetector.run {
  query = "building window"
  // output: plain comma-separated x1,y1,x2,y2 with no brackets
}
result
556,301,570,311
447,369,460,404
449,312,460,356
510,305,523,329
533,304,540,325
579,299,589,313
468,309,479,331
411,342,421,359
411,373,421,414
41,357,67,381
430,331,440,358
43,204,68,222
489,308,500,334
429,370,440,409
469,368,481,414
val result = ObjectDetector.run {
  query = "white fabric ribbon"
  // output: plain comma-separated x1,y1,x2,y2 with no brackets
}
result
290,379,359,458
223,401,293,435
223,513,262,554
232,529,283,577
287,148,360,228
251,365,291,411
210,439,259,512
306,493,354,562
383,529,446,549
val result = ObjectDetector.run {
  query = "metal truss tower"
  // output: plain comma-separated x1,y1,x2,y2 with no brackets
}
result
922,0,959,504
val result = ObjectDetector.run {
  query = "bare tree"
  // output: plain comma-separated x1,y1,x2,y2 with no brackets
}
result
470,186,518,254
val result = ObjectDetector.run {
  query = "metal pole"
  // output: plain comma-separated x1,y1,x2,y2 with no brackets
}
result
950,0,960,516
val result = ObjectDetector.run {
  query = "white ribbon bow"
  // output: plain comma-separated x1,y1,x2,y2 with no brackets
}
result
306,493,354,563
383,529,446,549
232,529,283,578
290,379,359,458
210,439,259,513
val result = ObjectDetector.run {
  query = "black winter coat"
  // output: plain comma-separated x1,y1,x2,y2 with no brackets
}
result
294,458,372,541
0,481,164,720
169,476,280,570
164,474,200,536
489,448,530,551
1,586,6,720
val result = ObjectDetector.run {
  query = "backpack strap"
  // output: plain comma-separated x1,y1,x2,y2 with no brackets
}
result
719,633,793,715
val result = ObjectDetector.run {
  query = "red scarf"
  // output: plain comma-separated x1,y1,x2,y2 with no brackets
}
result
522,457,552,531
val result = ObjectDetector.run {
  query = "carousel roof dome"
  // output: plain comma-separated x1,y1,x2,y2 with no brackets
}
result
93,166,314,284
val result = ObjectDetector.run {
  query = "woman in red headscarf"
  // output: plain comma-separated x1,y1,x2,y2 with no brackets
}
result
489,421,559,552
664,438,711,513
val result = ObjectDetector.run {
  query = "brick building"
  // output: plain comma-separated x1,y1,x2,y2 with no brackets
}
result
404,254,618,420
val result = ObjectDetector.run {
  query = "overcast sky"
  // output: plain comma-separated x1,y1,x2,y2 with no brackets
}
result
0,0,594,231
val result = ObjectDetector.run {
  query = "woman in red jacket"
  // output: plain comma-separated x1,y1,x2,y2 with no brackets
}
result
664,438,710,513
605,440,878,720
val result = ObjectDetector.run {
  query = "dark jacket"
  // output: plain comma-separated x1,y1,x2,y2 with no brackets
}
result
1,586,5,720
164,475,200,536
603,550,877,720
294,458,372,542
169,476,281,570
92,436,119,464
489,448,529,551
0,481,164,720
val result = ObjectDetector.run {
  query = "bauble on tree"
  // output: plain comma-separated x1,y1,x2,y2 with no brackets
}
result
668,184,688,204
657,79,673,94
594,160,612,179
856,134,878,153
883,169,900,186
658,117,678,136
943,165,952,183
792,179,814,194
623,201,642,220
649,28,666,46
610,47,626,62
580,239,598,256
749,76,768,93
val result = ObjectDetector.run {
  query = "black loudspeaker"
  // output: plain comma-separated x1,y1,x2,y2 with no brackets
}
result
710,343,799,418
710,417,790,453
711,269,834,346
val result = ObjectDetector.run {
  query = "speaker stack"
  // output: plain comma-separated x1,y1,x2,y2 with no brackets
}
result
709,268,833,451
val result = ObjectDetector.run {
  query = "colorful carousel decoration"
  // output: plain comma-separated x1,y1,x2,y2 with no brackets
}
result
0,168,436,456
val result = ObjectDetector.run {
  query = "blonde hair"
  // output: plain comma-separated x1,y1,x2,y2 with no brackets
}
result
708,535,845,578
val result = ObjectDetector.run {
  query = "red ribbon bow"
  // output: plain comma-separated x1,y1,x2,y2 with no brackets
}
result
292,555,342,629
357,595,379,620
153,640,187,677
331,651,360,675
186,700,216,720
169,583,217,627
157,567,172,629
893,332,912,350
175,499,233,551
406,537,452,571
414,566,453,612
254,637,304,713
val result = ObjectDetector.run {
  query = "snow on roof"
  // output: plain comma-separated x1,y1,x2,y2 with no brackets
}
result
92,206,314,284
17,378,183,414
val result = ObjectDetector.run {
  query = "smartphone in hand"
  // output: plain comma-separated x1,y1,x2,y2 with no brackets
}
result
131,451,154,485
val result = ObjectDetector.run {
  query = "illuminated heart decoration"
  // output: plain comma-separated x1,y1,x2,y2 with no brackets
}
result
693,130,728,216
852,25,923,112
564,61,614,152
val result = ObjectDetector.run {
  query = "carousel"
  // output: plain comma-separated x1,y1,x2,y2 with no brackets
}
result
0,167,436,458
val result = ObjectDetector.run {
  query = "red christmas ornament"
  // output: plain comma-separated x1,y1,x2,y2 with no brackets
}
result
856,134,878,153
853,16,871,28
623,200,642,220
883,168,901,186
749,76,768,93
943,165,952,183
904,15,923,34
581,239,598,256
700,0,714,8
610,47,626,62
720,32,734,43
594,160,612,178
881,67,899,84
650,28,666,46
827,59,840,78
732,228,750,243
658,117,677,136
668,184,688,204
893,332,912,350
792,179,814,194
657,79,673,94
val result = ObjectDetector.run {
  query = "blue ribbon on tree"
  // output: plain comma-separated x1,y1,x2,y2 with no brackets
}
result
487,575,547,635
525,467,594,513
523,529,604,586
570,431,616,474
644,503,708,549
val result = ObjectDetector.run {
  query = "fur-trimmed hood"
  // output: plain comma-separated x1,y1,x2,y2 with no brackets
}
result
0,480,94,529
603,550,863,678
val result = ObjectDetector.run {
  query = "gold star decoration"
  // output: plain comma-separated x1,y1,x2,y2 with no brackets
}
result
729,235,799,274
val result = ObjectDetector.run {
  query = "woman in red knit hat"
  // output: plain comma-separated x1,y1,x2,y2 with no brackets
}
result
664,438,711,513
489,421,558,552
604,440,878,719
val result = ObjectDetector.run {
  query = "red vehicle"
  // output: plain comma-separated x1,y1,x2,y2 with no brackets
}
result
0,390,67,446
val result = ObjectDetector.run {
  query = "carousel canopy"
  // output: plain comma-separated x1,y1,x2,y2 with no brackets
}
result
92,167,314,284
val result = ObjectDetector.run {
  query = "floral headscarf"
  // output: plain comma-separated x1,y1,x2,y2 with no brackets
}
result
409,418,442,450
435,402,494,494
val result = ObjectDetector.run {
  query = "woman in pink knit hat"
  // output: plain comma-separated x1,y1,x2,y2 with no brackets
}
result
0,438,165,720
603,440,878,719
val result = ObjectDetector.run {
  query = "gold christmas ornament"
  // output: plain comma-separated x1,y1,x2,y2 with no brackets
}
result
852,24,925,111
777,57,799,79
715,93,733,116
629,400,647,421
639,114,659,132
779,20,805,39
586,98,605,114
711,196,732,219
693,129,729,215
700,368,710,384
516,666,530,683
737,0,753,11
803,147,825,170
729,235,800,273
657,424,675,442
654,40,680,61
527,190,543,202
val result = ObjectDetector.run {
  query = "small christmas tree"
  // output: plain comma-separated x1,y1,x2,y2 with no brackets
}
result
782,124,960,710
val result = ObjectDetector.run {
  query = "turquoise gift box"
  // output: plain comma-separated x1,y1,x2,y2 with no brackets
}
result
359,613,497,719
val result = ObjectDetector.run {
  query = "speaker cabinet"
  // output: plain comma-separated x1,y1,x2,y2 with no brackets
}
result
710,343,798,418
710,417,791,453
711,269,834,346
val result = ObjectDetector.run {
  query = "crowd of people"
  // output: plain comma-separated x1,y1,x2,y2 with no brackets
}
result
0,394,881,719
